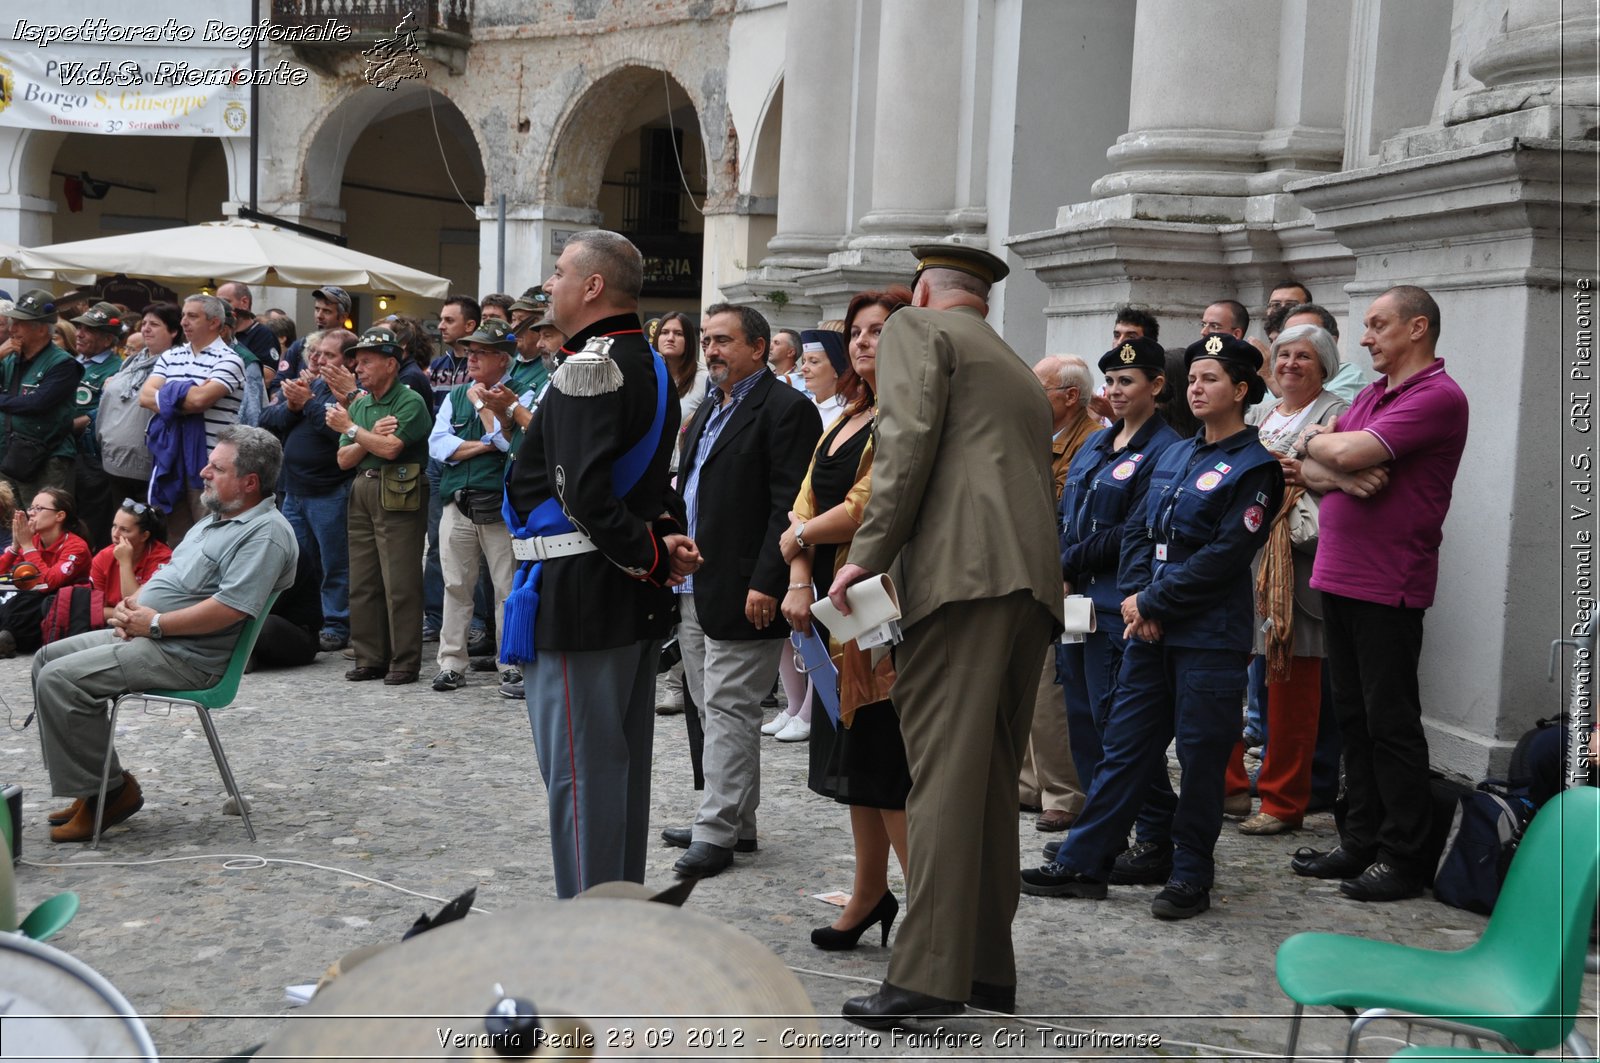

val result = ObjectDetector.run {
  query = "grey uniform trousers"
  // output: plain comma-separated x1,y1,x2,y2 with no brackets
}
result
524,637,659,898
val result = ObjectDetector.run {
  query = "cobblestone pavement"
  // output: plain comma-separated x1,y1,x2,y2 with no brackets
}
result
3,648,1593,1061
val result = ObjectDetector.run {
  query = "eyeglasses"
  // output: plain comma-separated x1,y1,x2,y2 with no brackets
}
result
121,498,149,514
25,506,57,514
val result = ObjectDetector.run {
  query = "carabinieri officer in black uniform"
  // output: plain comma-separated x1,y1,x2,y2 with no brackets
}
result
502,229,693,898
1024,332,1283,921
1050,336,1182,881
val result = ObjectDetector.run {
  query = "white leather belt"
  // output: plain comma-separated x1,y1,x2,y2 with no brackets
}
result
512,531,598,562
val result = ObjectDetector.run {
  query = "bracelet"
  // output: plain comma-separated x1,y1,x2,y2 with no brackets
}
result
787,583,814,591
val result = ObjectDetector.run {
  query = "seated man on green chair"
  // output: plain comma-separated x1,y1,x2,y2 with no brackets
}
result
33,424,299,843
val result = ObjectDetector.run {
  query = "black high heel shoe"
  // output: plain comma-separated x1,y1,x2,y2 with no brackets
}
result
811,891,899,951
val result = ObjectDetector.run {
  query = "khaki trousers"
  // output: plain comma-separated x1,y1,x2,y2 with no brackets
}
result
437,501,516,673
1019,650,1086,814
347,474,427,674
886,591,1054,1001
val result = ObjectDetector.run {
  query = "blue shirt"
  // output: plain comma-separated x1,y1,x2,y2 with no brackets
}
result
675,368,768,596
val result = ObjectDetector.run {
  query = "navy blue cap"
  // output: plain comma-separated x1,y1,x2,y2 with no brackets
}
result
1098,336,1166,374
800,328,848,375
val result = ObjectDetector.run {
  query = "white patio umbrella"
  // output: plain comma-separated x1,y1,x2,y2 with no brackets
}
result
0,240,94,285
13,219,450,299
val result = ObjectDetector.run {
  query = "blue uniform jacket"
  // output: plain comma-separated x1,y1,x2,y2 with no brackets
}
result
1119,425,1283,651
1059,414,1183,616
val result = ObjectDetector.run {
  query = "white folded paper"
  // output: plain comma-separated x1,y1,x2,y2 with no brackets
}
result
810,574,902,648
1060,595,1098,644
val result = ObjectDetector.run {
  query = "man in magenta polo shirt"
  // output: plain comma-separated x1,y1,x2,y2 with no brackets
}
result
1287,284,1469,902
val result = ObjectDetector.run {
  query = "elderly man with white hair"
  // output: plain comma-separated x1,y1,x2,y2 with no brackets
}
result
1019,354,1097,832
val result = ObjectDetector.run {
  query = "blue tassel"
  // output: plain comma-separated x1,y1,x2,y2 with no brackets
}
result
499,560,542,665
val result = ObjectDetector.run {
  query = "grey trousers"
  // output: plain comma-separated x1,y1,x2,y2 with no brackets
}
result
33,629,218,798
524,638,659,899
677,596,785,849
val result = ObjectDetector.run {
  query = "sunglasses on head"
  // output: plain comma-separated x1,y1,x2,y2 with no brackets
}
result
122,497,149,515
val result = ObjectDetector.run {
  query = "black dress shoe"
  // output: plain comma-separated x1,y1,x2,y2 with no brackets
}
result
673,840,734,878
660,826,756,853
1290,844,1374,880
1339,862,1424,902
842,983,965,1029
968,980,1016,1013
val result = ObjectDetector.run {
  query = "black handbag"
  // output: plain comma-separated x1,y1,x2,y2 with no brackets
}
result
0,434,50,482
455,488,504,526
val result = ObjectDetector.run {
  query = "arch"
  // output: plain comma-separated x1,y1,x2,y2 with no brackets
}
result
745,75,783,199
300,83,487,209
542,62,716,211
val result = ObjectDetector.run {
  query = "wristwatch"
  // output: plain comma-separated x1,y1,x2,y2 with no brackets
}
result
149,613,163,640
794,521,809,550
344,424,360,441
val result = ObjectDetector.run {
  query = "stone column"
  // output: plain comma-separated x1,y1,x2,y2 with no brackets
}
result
1449,0,1599,136
1011,0,1361,358
719,0,854,325
763,0,855,270
476,203,602,303
0,128,61,246
850,0,975,247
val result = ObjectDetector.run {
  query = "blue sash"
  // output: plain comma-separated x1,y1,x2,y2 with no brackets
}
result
499,352,670,664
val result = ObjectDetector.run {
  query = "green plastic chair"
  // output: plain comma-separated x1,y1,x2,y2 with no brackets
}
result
92,592,282,849
1390,1049,1596,1062
0,788,80,941
1275,785,1599,1061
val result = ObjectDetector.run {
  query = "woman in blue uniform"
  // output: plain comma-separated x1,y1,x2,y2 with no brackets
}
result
1052,336,1182,878
1023,332,1284,920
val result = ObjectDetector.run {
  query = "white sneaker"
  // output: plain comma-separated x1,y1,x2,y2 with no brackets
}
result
775,715,810,742
761,711,794,736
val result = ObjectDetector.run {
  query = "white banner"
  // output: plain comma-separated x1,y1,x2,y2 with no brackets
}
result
0,42,264,137
0,3,327,139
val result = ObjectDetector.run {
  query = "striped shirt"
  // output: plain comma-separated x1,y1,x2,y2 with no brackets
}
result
675,367,767,596
151,338,245,449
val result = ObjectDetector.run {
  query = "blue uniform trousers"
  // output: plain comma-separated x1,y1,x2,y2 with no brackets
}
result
1055,640,1248,888
1056,619,1176,843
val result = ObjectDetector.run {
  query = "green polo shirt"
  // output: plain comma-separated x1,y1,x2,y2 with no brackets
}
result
343,380,430,470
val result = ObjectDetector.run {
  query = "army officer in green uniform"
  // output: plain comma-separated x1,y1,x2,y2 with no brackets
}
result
0,290,84,504
325,326,432,686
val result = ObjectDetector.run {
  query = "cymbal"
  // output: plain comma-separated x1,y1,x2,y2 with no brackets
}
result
261,898,821,1059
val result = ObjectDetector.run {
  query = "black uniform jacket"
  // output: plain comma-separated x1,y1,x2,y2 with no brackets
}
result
505,313,685,652
678,369,821,642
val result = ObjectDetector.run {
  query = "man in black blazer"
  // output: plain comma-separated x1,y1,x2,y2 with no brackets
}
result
663,302,822,877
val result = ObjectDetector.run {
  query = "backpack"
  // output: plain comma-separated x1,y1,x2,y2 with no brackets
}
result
40,585,107,645
1432,781,1537,915
95,352,158,480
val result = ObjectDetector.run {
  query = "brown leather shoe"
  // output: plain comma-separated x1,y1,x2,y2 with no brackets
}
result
1035,809,1076,832
383,670,419,686
52,772,143,843
47,798,85,827
345,666,386,681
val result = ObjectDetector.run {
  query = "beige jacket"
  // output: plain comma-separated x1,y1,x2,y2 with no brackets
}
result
851,305,1063,632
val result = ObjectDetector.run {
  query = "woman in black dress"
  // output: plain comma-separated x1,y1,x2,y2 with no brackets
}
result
780,287,912,951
